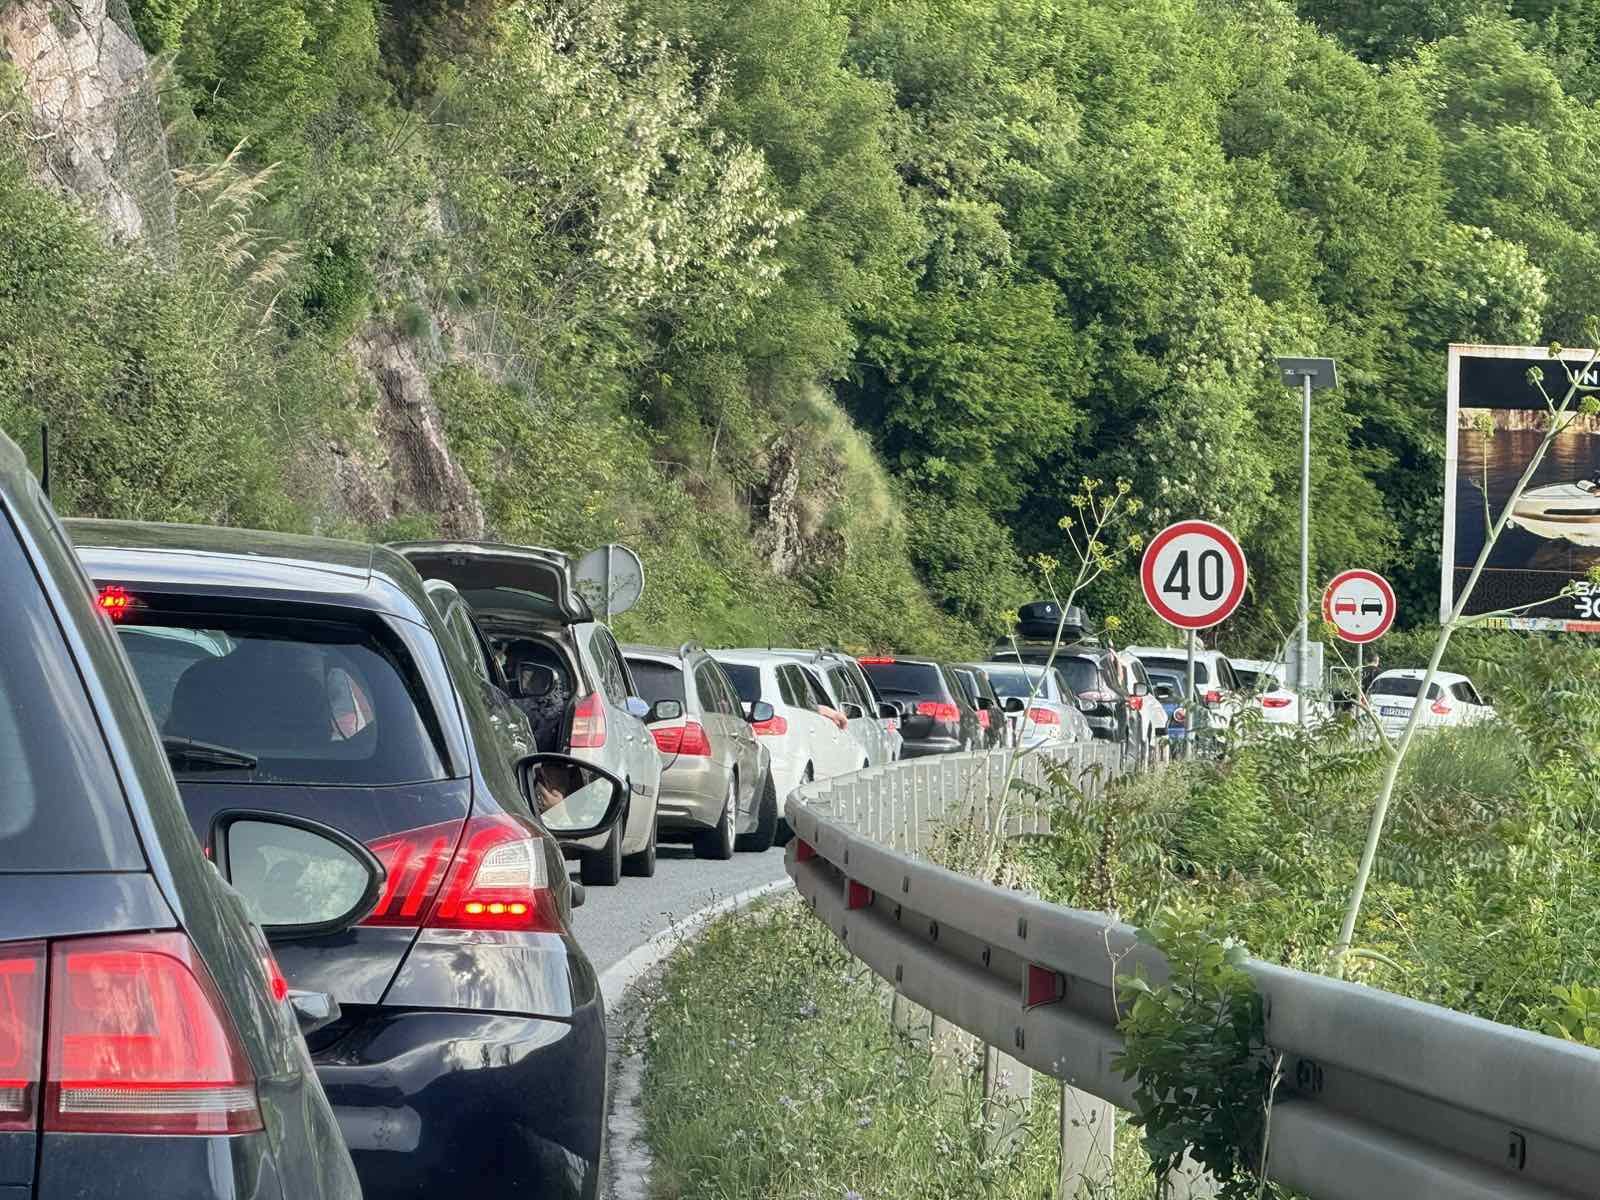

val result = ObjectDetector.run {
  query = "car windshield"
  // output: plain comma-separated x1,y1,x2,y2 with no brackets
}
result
1370,676,1442,700
119,613,450,786
984,667,1056,701
716,661,762,705
626,658,684,705
1136,656,1210,686
859,660,943,697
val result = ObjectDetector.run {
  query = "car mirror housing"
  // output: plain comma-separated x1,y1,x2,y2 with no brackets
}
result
841,702,865,720
1002,696,1026,714
209,810,385,939
647,699,683,724
876,700,903,720
747,700,776,724
518,753,628,838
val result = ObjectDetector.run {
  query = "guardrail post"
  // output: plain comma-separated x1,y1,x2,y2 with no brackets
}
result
1059,1086,1115,1196
983,1043,1033,1155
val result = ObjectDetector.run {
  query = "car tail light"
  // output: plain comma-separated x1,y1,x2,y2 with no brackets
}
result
1026,707,1060,726
1080,690,1115,705
1430,700,1452,716
1261,696,1293,709
0,943,45,1133
96,586,134,621
1128,695,1144,712
753,713,789,737
858,657,895,665
45,933,261,1135
366,816,560,933
1173,707,1186,726
915,701,960,723
653,721,711,756
570,692,606,748
1204,689,1223,706
977,710,991,729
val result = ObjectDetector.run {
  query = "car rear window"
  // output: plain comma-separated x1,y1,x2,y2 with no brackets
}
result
985,667,1052,700
626,658,685,705
1146,670,1186,694
1136,656,1210,686
859,660,943,697
0,523,143,871
716,661,762,705
1371,676,1441,700
118,611,450,786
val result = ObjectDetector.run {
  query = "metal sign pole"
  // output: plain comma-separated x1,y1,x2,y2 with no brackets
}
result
1355,642,1363,707
603,544,614,623
1298,371,1312,728
1185,629,1196,761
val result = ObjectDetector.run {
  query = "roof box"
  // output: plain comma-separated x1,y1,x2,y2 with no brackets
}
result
1015,600,1086,642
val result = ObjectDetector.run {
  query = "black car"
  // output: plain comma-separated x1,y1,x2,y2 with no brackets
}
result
857,657,984,757
0,434,363,1200
953,665,1008,749
70,519,627,1200
1054,650,1132,744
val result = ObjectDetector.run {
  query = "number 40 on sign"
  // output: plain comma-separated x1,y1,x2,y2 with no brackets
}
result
1140,520,1248,630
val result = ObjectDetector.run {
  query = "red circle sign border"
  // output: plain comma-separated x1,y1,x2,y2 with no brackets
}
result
1139,520,1248,631
1321,568,1396,644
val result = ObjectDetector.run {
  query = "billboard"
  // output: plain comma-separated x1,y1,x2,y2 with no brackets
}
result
1443,345,1600,630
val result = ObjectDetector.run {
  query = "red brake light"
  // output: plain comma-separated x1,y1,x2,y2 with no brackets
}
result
753,714,789,737
46,933,261,1135
977,710,991,728
653,721,711,756
364,821,457,927
262,951,289,1004
858,657,896,665
1204,689,1223,706
915,701,960,723
1026,707,1060,726
1261,696,1293,709
1128,695,1144,712
0,943,44,1133
1081,690,1114,704
570,692,606,749
1430,701,1452,716
96,586,133,621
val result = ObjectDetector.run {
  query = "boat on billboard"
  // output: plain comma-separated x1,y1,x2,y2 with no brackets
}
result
1443,344,1600,631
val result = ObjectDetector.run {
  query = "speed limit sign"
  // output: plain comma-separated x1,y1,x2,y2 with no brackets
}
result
1140,520,1248,630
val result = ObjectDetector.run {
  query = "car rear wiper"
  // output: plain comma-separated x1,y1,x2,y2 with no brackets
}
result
161,736,259,772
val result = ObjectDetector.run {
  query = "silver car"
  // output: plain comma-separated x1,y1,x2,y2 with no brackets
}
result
391,541,664,886
624,645,778,857
975,661,1095,748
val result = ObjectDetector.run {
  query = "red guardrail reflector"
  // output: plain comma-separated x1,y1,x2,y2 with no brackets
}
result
846,880,873,910
1026,964,1065,1009
796,840,817,862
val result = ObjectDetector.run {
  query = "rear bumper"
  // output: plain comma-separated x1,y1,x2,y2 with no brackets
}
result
36,1131,291,1200
655,760,734,831
901,737,962,758
315,1001,606,1200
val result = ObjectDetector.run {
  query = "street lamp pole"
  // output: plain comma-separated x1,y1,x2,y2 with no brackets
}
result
1276,357,1338,726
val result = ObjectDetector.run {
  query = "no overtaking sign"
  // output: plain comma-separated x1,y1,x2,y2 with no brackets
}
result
1140,520,1248,630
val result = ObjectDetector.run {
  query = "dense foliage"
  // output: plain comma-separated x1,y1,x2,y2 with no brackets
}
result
9,0,1600,648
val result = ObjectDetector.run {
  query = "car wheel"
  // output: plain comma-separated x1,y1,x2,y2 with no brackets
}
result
737,770,778,853
695,777,737,861
581,793,626,887
623,814,657,878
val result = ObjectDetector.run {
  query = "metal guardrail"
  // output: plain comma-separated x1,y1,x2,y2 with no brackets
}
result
785,742,1600,1200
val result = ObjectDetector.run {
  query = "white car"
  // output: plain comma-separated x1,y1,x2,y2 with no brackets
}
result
1230,657,1330,726
1111,650,1168,753
1125,645,1244,736
975,661,1094,748
713,651,870,805
1366,669,1496,739
766,648,900,765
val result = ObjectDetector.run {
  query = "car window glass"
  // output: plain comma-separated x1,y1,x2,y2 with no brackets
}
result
120,613,449,786
627,658,685,706
827,665,863,710
693,664,724,716
799,666,832,709
858,660,942,697
0,519,142,870
590,628,628,703
717,660,761,705
446,605,490,684
1136,656,1210,686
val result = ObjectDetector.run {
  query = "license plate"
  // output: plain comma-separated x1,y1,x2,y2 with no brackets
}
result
1380,706,1408,718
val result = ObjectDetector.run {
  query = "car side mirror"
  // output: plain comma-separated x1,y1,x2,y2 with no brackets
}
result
747,700,776,724
647,699,683,724
516,662,556,699
1133,682,1151,698
624,695,651,720
517,753,628,839
570,882,586,910
977,696,995,711
1003,696,1026,714
876,700,902,720
841,702,865,720
210,810,385,940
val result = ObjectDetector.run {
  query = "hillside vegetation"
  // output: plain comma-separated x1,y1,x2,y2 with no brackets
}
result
4,0,1600,647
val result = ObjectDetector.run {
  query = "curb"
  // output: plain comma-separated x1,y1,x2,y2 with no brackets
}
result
599,876,796,1200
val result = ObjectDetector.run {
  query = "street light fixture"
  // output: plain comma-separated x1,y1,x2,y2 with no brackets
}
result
1276,356,1338,726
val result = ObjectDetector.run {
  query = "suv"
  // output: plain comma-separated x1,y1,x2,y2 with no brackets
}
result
0,433,361,1199
856,657,983,757
767,648,901,765
1125,645,1244,737
953,665,1009,749
71,520,628,1200
392,541,664,885
623,644,778,856
1052,648,1133,745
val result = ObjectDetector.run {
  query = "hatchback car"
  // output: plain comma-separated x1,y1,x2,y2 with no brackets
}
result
70,520,628,1200
974,661,1093,748
624,644,778,856
1368,669,1496,739
0,435,364,1200
856,657,984,757
392,541,663,885
1125,646,1244,739
767,648,901,765
1052,649,1132,745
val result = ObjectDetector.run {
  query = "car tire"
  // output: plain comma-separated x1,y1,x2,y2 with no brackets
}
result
695,778,737,861
623,816,657,878
737,770,778,853
581,794,626,887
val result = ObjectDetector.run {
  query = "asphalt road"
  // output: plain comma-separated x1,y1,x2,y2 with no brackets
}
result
570,842,790,972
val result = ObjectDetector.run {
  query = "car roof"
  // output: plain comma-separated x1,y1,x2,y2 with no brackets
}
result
1124,645,1224,658
1375,668,1471,685
1230,657,1278,671
622,643,683,665
68,518,434,624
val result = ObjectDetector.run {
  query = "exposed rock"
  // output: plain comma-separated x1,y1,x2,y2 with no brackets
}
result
753,431,846,576
1,0,173,249
338,322,488,539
